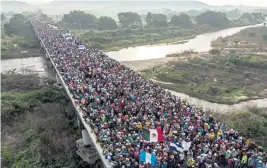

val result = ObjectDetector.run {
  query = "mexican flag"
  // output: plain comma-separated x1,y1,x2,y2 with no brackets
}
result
143,128,164,142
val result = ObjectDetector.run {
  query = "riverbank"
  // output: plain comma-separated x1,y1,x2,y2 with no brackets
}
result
73,26,199,52
211,26,267,53
106,24,261,62
74,22,258,52
1,33,41,60
1,49,41,60
103,37,192,52
1,15,40,60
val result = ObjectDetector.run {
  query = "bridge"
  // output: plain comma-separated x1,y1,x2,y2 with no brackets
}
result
31,20,110,168
29,19,267,168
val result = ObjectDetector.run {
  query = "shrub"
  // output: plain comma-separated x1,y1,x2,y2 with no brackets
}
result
209,49,220,55
1,88,67,122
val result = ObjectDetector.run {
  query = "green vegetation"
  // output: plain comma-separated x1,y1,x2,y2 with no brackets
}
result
145,12,168,27
1,14,40,59
1,71,89,168
74,27,196,51
63,10,264,51
212,26,267,49
196,11,229,28
170,13,193,28
62,10,97,29
98,16,118,30
1,70,55,92
209,107,267,148
141,55,267,104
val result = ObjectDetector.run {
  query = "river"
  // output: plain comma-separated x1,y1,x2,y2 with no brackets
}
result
1,57,52,77
2,24,266,112
107,24,262,61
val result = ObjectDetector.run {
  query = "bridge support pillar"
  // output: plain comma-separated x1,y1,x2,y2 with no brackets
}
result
76,129,101,165
47,61,53,68
77,115,81,129
56,73,61,85
46,52,49,59
82,129,91,147
40,47,45,54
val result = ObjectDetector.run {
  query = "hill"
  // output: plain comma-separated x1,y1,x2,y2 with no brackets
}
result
1,1,34,13
1,1,267,17
41,0,211,16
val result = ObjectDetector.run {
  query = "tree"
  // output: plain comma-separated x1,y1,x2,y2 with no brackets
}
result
226,9,241,19
170,13,193,28
152,13,168,27
146,13,168,27
251,12,265,21
97,16,117,30
4,14,27,36
62,10,97,29
209,49,220,55
241,12,253,21
39,13,53,23
117,12,141,28
196,11,229,28
145,12,152,26
1,14,6,22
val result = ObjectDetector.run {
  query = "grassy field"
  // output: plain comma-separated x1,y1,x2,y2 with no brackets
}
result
141,55,267,104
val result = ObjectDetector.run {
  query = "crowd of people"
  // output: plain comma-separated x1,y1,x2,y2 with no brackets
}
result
32,18,266,168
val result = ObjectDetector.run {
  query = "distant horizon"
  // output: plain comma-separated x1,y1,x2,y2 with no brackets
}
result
3,0,267,7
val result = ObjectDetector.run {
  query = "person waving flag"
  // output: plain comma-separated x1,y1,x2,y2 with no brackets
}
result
139,151,157,166
143,128,164,142
169,142,184,152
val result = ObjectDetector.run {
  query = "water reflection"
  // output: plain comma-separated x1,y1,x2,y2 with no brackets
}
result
1,57,50,76
106,24,262,61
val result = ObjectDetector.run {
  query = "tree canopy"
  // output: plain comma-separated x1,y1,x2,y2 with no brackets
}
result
117,12,142,28
4,14,28,36
226,9,241,18
39,13,53,23
196,11,229,28
1,14,5,22
97,16,117,30
145,13,168,27
170,13,193,28
145,12,152,26
251,12,265,21
241,12,254,21
62,10,97,29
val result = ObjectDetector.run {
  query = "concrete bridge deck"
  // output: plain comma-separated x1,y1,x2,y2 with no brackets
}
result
30,21,111,168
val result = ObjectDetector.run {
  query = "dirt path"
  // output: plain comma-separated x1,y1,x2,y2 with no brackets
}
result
121,54,203,71
121,57,178,71
150,78,174,85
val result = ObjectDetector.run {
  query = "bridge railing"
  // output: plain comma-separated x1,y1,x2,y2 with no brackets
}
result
30,21,112,168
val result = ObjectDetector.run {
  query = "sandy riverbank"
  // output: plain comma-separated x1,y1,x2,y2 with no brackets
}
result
121,54,202,71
